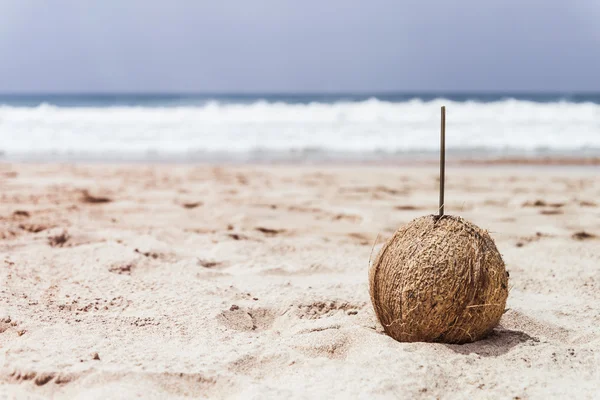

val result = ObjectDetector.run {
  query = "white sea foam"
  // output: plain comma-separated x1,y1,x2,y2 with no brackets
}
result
0,99,598,160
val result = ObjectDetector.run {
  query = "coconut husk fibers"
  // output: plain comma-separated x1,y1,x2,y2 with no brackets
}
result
369,214,509,344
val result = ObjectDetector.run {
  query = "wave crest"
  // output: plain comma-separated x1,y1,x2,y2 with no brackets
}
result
0,99,598,159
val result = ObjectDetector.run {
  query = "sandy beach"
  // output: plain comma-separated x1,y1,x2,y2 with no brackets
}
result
0,163,599,399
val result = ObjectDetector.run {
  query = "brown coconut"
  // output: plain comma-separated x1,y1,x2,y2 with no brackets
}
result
369,215,508,344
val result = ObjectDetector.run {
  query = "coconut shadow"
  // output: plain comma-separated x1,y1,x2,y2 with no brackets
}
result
445,328,538,357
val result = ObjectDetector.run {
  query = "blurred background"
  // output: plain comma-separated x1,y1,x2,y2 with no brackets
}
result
1,0,599,162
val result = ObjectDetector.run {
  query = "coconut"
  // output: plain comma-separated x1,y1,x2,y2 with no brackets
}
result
369,214,508,344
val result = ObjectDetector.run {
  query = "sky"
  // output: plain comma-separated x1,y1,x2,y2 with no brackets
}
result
1,0,599,93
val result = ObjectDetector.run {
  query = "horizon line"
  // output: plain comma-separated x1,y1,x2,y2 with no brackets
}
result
1,90,600,96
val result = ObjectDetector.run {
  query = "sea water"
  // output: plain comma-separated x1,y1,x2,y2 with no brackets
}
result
0,93,598,162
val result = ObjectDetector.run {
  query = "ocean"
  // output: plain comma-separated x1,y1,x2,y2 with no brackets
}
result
1,93,599,162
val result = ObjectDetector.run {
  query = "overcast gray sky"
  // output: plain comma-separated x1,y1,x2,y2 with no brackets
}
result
1,0,599,92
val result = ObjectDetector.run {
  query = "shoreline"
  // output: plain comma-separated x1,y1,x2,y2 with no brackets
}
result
1,155,599,167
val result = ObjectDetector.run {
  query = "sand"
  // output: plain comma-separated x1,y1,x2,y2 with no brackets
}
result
0,163,599,399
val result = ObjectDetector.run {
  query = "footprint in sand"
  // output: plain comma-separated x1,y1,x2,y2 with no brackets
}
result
347,232,371,246
290,329,350,360
80,190,112,204
197,259,224,269
572,231,596,240
255,227,286,237
48,230,70,247
6,370,75,387
181,201,203,209
217,306,275,332
289,301,366,320
515,232,551,247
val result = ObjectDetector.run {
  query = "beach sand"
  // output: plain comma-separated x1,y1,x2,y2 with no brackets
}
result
0,163,599,399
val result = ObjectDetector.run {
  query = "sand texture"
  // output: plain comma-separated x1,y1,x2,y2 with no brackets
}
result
0,164,599,399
